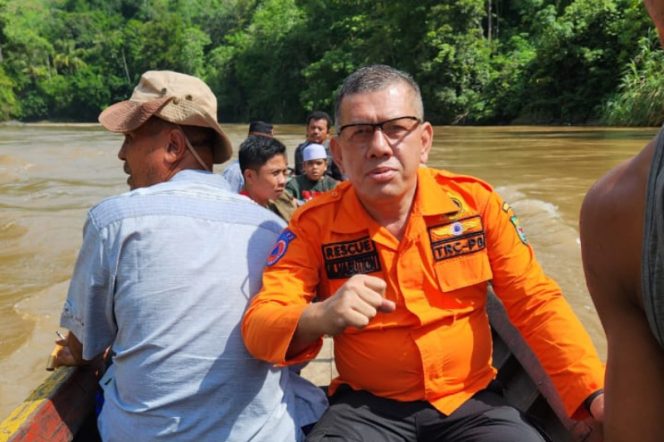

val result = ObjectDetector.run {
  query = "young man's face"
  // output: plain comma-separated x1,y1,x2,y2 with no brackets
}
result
245,154,289,206
306,118,330,144
303,158,328,181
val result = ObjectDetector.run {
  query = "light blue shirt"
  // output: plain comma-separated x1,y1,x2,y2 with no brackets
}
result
222,160,244,193
61,170,326,442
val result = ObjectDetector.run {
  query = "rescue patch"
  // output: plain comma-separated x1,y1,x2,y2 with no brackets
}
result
322,236,382,279
510,215,528,245
428,216,486,261
266,229,296,266
502,201,511,213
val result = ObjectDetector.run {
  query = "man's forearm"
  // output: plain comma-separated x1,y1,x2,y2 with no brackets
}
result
286,303,328,359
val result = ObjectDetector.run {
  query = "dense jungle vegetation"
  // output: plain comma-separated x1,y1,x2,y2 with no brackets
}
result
0,0,663,125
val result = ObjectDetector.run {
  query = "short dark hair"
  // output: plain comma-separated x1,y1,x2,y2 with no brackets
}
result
248,120,273,135
334,64,423,126
239,135,287,173
306,111,332,130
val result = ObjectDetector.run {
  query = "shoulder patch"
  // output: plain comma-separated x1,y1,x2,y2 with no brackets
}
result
509,215,528,245
266,229,296,266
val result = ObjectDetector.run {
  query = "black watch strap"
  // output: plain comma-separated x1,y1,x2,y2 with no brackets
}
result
583,389,604,416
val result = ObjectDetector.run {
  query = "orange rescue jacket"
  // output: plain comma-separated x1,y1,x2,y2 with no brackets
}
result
242,167,604,419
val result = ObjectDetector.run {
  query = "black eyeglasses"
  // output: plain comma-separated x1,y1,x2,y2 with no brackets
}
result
337,116,422,144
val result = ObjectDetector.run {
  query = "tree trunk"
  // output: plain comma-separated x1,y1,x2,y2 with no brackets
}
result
487,0,492,43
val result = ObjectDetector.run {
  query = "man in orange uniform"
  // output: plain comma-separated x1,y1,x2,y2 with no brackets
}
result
243,65,604,441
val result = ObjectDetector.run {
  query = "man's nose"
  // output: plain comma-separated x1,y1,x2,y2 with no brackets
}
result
366,127,393,157
118,142,127,160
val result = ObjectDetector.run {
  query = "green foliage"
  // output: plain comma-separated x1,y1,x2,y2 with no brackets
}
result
227,0,307,121
0,66,18,119
479,34,537,123
40,65,111,120
0,0,658,125
297,0,437,118
601,34,664,126
418,0,491,123
515,0,644,123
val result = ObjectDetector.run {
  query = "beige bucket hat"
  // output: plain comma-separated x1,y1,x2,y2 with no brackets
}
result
98,70,232,164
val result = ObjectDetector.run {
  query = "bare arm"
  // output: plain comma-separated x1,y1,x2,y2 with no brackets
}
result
580,141,664,441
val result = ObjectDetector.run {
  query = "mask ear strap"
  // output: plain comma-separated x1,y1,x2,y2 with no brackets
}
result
179,127,211,172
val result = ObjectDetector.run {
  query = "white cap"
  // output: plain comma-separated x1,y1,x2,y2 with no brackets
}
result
303,143,327,162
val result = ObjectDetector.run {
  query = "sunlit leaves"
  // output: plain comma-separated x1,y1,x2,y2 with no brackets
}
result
0,0,659,125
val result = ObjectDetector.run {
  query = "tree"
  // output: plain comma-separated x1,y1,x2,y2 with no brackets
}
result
516,0,643,123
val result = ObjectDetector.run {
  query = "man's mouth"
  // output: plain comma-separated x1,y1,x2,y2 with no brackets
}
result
367,166,397,182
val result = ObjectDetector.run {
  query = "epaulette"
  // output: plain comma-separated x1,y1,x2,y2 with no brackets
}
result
290,181,349,223
430,168,494,193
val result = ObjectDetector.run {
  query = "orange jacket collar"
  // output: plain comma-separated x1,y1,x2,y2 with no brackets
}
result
330,168,461,235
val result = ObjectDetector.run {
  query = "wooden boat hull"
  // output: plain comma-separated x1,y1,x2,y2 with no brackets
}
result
0,293,601,441
487,293,600,441
0,365,99,442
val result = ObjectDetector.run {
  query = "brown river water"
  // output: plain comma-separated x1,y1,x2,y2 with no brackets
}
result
0,123,657,420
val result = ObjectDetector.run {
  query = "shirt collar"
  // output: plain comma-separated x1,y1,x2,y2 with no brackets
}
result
330,183,375,234
331,168,461,233
170,169,230,190
414,167,460,217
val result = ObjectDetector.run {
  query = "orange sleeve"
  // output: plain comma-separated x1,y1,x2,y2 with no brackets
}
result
241,218,324,365
481,187,604,419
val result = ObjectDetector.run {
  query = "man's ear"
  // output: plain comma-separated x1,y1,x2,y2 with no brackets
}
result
330,138,344,174
165,129,188,165
418,122,433,165
243,168,256,185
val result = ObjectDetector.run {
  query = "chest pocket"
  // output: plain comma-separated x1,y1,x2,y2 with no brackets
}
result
433,249,492,292
428,216,493,292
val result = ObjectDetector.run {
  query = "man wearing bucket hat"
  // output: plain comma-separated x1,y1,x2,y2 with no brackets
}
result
52,71,326,441
286,143,338,202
